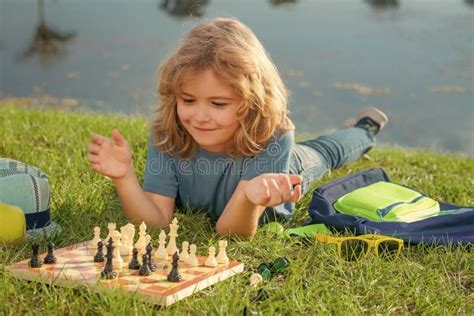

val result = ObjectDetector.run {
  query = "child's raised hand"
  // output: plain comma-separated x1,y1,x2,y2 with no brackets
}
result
244,173,302,207
87,129,133,179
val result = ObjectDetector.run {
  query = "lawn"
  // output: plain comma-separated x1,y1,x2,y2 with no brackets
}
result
0,104,472,315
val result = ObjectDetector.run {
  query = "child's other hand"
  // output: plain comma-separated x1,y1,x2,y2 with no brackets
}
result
244,173,302,207
87,129,133,179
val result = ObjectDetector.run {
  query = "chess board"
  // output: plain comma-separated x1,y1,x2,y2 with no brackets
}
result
5,242,244,306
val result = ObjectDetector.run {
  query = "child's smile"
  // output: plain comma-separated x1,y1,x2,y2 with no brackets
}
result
177,69,242,153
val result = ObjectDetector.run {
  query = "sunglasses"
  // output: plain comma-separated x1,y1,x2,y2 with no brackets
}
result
315,234,403,261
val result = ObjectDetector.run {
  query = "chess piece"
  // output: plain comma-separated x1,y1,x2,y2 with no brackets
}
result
105,222,116,243
250,273,263,287
179,241,189,262
154,230,168,261
120,235,133,256
138,254,151,276
111,230,123,268
43,242,57,264
166,217,179,255
146,242,157,272
185,244,199,267
101,239,117,279
134,221,147,252
205,246,218,267
94,240,105,262
90,226,101,249
141,234,152,255
128,248,141,270
29,243,43,268
167,252,182,282
217,240,229,265
120,223,135,248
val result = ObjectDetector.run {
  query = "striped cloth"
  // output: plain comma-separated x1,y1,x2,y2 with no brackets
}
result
0,158,60,237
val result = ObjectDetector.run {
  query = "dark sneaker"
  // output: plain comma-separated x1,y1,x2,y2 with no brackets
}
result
353,107,389,135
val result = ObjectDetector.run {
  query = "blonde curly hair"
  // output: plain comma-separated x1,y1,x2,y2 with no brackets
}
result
153,17,294,158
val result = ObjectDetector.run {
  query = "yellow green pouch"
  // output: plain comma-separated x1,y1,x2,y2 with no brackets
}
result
334,182,440,223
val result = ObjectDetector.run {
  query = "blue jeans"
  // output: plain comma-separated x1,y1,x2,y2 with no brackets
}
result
261,127,375,222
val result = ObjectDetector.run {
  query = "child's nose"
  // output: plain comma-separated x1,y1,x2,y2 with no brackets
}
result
194,104,211,122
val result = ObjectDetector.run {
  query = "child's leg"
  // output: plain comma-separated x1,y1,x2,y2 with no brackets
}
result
290,127,375,196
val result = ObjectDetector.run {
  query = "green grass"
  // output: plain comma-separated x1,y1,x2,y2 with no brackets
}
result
0,104,473,315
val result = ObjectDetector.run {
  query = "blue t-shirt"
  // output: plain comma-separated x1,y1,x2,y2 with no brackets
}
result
142,130,295,222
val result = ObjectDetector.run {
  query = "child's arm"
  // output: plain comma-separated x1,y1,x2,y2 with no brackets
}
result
87,129,174,228
216,173,302,238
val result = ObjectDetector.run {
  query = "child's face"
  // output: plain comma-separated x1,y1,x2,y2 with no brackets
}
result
177,69,241,153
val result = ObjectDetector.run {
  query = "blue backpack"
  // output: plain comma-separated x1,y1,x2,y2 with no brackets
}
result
307,168,474,245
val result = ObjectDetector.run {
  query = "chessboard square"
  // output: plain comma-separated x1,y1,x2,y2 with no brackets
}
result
143,284,170,293
140,277,160,284
184,269,205,276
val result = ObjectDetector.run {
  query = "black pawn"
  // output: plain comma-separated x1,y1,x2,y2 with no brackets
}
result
128,248,141,270
94,240,105,263
29,243,43,268
43,242,57,264
101,238,117,280
146,242,157,272
167,251,182,282
138,254,151,276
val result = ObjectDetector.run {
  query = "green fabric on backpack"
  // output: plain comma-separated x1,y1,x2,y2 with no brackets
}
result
333,181,440,223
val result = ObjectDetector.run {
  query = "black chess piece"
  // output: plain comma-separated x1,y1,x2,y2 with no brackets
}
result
94,240,105,263
138,254,151,276
128,248,141,270
43,242,57,264
29,243,43,268
101,238,117,280
146,242,157,272
167,251,182,282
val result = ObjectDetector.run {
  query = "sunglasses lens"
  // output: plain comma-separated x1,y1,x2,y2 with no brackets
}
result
340,240,368,261
378,241,400,260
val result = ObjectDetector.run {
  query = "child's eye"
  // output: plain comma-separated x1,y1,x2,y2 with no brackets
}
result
182,98,195,104
212,102,227,107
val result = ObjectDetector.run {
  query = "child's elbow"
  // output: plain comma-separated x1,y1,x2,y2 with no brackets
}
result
215,223,255,240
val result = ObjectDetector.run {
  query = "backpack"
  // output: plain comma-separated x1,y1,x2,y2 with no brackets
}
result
306,168,474,245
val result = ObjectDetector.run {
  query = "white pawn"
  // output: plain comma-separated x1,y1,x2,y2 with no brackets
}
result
185,244,199,267
90,226,101,249
217,240,229,265
154,230,168,261
179,241,189,262
111,230,123,268
105,222,116,243
205,246,218,267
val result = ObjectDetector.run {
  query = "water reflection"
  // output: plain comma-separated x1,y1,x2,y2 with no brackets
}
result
269,0,298,6
365,0,400,9
16,0,76,66
159,0,209,18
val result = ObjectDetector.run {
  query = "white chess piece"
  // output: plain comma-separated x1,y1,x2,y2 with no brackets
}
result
250,273,263,287
154,230,168,261
166,217,179,255
179,241,189,261
120,223,135,248
141,234,152,255
205,246,218,267
216,240,229,265
111,230,123,268
134,221,147,252
185,244,199,267
120,234,133,256
105,222,116,243
90,226,101,249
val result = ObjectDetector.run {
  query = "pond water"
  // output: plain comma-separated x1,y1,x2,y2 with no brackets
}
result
1,0,473,155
